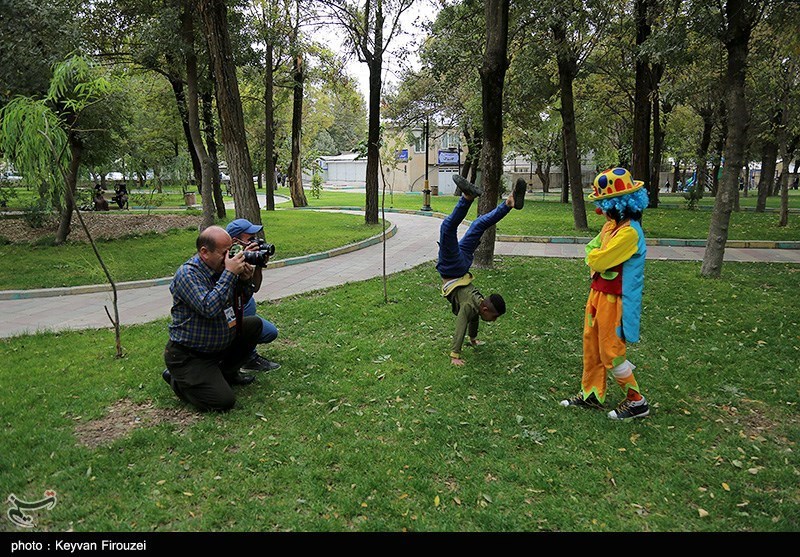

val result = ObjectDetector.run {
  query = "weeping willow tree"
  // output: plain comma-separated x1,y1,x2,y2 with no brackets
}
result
0,55,124,357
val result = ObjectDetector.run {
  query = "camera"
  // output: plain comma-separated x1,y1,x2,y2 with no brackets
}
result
229,239,275,267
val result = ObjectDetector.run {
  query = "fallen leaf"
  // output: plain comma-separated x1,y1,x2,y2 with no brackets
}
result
183,492,193,497
482,494,493,503
156,480,166,485
748,468,759,475
722,483,730,491
361,502,368,508
698,508,709,518
453,497,461,505
399,493,408,500
434,495,440,507
732,460,743,468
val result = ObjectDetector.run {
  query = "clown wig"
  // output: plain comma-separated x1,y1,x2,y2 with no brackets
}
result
594,187,649,223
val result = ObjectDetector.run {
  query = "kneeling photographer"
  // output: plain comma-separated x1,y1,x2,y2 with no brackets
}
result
225,218,281,373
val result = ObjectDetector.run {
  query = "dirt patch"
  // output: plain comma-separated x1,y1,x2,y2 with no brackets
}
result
74,399,200,448
2,213,202,244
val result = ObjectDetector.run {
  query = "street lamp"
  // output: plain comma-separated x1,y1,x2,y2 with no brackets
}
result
412,117,432,212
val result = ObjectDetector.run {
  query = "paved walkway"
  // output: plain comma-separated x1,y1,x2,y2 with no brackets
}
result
1,209,799,338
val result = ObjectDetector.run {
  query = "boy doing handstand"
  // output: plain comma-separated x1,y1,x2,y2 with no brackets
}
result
438,175,527,366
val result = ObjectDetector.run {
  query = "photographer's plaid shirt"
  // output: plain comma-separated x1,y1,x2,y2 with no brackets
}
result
168,255,238,353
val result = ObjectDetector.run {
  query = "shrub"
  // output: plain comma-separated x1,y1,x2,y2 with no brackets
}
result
22,199,52,228
311,171,323,199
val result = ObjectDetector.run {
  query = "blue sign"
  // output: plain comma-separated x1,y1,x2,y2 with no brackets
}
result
397,149,409,162
438,151,460,166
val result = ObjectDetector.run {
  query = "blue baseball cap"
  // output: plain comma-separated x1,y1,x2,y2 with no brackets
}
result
226,218,263,238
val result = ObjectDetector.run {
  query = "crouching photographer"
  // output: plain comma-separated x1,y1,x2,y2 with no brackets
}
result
162,226,262,411
225,218,281,373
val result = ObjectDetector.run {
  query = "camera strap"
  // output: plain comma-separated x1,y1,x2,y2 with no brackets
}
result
234,290,245,337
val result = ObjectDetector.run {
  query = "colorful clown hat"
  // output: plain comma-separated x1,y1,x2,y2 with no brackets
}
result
588,167,644,201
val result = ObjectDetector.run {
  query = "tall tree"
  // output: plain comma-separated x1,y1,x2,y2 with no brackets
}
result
320,0,415,225
197,0,262,224
287,0,309,207
473,0,510,268
549,1,600,231
631,0,653,195
701,0,764,278
181,1,215,228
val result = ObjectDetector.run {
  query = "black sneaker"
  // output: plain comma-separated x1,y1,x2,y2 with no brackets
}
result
607,397,650,420
241,354,281,372
227,372,256,386
453,175,483,198
512,178,526,210
162,369,172,386
559,392,603,409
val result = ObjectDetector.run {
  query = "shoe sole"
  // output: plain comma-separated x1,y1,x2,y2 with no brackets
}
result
513,178,526,210
560,401,604,410
453,175,482,197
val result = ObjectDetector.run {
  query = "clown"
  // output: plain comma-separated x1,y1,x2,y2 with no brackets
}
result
561,167,651,420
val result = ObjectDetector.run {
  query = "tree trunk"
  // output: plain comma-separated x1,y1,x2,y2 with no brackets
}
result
264,41,276,211
56,134,81,245
181,3,215,230
364,14,384,225
756,139,776,212
561,126,570,203
695,109,714,200
473,0,510,268
649,76,664,208
201,88,226,219
778,108,792,226
289,52,308,207
701,0,754,278
197,0,261,224
461,125,473,181
553,23,587,230
168,76,202,189
536,160,551,193
632,0,652,195
672,162,680,193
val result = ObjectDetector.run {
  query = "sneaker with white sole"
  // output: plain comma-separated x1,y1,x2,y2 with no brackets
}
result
560,392,603,409
607,397,650,420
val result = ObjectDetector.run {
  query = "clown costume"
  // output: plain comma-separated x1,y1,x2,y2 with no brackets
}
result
561,167,651,420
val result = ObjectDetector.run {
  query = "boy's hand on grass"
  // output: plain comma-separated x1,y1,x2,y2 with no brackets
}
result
451,357,465,366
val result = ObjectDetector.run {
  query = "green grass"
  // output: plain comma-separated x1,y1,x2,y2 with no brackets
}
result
292,188,800,241
0,211,385,289
0,258,797,531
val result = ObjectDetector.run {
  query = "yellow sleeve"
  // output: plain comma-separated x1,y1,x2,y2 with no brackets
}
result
586,226,639,273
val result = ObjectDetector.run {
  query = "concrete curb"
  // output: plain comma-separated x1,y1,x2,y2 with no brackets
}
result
0,221,397,300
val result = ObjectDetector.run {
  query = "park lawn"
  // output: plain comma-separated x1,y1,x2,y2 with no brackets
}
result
293,188,800,241
0,258,797,532
0,211,386,290
498,203,800,241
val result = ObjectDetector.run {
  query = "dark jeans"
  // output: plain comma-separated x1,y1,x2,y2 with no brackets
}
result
436,196,511,278
163,316,263,411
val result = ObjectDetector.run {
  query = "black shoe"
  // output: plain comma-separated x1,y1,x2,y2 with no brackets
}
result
608,397,650,420
228,372,256,386
453,175,483,197
559,392,603,409
162,369,172,386
241,354,281,372
513,178,526,210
